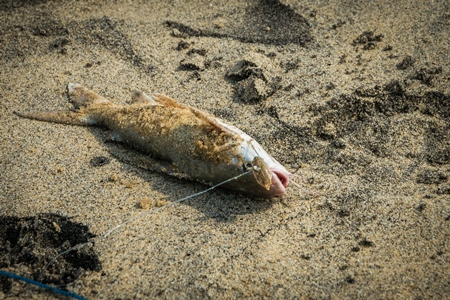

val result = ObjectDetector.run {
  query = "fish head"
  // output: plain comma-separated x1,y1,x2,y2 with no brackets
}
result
228,140,290,198
212,119,290,197
245,156,290,197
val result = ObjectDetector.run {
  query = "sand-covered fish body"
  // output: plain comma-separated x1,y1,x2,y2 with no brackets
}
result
15,84,290,197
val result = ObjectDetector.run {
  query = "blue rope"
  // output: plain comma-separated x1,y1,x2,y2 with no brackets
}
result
0,270,86,300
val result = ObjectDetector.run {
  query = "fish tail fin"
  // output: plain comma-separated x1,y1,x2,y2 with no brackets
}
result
14,110,97,126
14,83,110,126
68,83,110,108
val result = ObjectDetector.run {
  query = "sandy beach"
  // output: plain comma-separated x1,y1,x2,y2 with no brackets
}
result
1,0,449,298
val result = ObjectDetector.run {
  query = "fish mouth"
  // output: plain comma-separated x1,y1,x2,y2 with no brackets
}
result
270,169,290,196
272,169,290,188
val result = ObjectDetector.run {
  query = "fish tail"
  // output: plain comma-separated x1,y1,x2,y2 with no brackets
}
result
14,110,97,126
67,83,110,109
14,83,110,126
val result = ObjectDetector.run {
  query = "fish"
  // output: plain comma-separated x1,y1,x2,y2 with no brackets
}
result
14,83,292,197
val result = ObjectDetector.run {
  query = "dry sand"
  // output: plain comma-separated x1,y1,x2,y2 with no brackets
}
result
1,0,449,299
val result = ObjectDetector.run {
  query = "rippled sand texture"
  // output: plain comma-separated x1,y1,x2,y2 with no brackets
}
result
1,0,449,298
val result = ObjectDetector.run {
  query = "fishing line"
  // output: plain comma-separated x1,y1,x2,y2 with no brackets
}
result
41,171,252,277
289,178,320,197
0,270,86,300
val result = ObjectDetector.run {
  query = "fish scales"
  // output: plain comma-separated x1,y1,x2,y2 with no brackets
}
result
101,104,244,178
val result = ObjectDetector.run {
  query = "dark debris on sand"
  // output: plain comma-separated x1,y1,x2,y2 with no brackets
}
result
0,214,101,294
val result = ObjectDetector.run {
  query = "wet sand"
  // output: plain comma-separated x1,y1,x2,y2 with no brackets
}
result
1,0,449,298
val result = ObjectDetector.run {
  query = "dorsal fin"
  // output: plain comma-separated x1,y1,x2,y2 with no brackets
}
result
131,90,159,105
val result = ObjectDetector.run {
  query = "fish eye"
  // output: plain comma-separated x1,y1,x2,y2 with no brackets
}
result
242,162,252,172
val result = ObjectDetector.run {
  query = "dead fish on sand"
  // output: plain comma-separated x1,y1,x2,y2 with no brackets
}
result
15,83,303,197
